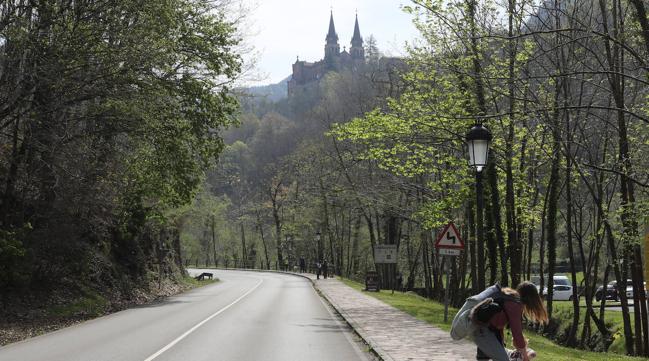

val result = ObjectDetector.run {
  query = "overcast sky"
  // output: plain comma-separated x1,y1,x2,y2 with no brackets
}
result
244,0,420,85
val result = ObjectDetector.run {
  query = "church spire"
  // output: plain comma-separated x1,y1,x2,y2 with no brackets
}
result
351,14,362,45
326,11,338,43
350,13,364,60
324,10,340,65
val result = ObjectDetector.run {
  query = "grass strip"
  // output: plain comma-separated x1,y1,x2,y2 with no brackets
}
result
340,278,639,361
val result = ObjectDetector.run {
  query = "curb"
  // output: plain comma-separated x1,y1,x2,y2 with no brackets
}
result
189,267,391,361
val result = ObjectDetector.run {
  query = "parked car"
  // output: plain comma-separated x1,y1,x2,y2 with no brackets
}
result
595,280,620,301
594,279,642,301
531,275,576,301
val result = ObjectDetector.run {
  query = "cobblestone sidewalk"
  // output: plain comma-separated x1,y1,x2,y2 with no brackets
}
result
303,274,476,361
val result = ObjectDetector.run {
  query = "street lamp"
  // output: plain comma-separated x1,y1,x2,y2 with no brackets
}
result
466,123,492,291
466,124,493,172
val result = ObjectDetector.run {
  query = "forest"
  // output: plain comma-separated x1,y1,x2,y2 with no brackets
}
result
0,0,243,329
179,0,649,357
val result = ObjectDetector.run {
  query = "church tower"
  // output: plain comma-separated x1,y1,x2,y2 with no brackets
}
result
324,11,340,66
350,14,364,60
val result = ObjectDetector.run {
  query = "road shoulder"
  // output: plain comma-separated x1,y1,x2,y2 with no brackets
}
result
0,275,216,347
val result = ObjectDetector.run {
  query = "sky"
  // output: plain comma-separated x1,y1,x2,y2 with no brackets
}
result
244,0,420,86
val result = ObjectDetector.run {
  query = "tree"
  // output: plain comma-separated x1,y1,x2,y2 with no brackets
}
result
0,0,242,298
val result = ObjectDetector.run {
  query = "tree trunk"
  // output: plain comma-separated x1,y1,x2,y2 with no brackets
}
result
564,111,579,347
545,116,560,319
270,186,283,271
505,0,520,288
487,154,508,287
538,185,549,307
484,183,498,285
422,231,433,298
351,214,361,275
407,240,422,291
256,210,270,270
598,0,637,353
240,223,247,268
211,216,218,268
467,200,478,294
634,244,649,356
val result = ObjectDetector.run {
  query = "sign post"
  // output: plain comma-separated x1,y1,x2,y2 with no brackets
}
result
443,258,451,323
435,222,465,323
374,244,397,293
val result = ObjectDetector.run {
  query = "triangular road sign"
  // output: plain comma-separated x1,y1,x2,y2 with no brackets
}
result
435,223,464,249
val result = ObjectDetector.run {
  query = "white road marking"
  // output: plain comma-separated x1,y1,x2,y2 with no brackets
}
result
142,278,264,361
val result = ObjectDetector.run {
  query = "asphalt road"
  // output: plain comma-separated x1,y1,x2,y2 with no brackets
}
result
0,269,371,361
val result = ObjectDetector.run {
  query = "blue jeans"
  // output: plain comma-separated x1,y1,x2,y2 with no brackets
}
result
472,325,510,361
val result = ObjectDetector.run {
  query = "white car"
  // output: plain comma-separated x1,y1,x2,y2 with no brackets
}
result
532,275,576,301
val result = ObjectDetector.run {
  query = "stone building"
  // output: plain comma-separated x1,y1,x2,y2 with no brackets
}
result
287,12,366,96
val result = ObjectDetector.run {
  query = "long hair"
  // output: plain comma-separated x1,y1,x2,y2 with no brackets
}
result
515,281,549,324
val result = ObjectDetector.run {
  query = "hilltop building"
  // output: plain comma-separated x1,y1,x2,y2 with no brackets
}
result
287,12,366,96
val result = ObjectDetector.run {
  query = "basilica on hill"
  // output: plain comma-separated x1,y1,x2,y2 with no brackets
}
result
287,12,366,96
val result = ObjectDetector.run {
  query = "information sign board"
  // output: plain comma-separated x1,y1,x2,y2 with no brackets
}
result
374,244,397,264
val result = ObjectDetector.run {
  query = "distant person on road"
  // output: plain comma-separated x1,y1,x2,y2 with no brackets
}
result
322,260,329,279
316,261,322,279
299,257,306,273
450,282,547,361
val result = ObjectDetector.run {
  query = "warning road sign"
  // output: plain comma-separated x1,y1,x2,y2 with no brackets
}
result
435,223,464,249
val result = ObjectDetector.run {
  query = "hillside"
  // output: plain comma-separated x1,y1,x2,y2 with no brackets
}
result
243,76,290,102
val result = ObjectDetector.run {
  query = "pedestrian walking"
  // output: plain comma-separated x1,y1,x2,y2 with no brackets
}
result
450,282,547,361
316,261,322,280
322,260,329,279
299,257,306,273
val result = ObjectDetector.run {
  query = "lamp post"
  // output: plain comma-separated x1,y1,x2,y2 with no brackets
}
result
315,231,322,262
466,123,492,291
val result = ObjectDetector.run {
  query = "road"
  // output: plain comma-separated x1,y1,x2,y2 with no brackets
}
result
604,304,636,312
0,270,371,361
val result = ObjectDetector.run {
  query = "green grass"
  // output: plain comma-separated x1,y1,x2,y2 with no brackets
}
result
181,275,219,288
552,301,634,355
340,278,641,361
47,290,108,318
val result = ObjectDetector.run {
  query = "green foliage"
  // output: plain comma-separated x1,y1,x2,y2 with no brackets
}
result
47,291,108,318
0,224,30,287
0,0,242,293
170,188,234,265
331,58,474,228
